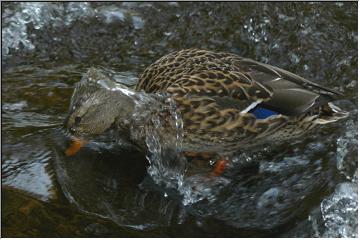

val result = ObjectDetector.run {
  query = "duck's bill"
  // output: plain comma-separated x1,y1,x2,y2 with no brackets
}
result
65,137,88,156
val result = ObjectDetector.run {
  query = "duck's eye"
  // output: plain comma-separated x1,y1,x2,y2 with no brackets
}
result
75,116,82,124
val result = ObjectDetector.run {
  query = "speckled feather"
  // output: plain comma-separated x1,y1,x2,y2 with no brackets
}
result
135,49,347,154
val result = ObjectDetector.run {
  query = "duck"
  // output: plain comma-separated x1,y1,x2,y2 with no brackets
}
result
65,49,348,175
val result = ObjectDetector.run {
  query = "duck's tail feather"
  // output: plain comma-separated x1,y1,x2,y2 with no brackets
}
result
313,102,349,124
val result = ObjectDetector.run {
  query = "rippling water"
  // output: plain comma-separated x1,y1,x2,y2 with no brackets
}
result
2,2,358,237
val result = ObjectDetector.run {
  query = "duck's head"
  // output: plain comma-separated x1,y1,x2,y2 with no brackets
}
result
65,88,135,137
64,68,136,138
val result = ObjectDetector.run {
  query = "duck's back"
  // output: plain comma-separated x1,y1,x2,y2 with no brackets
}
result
136,49,347,153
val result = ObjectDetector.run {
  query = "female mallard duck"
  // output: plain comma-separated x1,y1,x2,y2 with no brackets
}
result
65,49,348,174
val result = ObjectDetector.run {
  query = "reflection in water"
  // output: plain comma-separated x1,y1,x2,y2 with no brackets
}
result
2,132,54,201
2,99,59,200
53,131,182,229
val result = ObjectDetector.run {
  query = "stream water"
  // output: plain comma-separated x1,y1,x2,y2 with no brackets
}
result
2,2,358,237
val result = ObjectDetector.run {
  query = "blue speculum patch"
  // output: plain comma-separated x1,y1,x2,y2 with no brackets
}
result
250,107,279,119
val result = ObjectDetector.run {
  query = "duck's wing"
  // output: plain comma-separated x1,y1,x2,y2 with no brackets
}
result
137,49,273,103
227,57,343,116
137,49,343,117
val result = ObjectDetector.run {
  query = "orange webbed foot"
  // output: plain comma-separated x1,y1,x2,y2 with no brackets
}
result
65,137,87,156
212,159,229,176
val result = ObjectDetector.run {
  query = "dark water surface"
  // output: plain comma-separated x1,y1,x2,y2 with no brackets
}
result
2,2,358,237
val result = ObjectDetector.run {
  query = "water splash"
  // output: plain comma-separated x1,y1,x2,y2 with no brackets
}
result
2,2,145,57
336,119,358,181
131,93,187,190
73,67,233,206
320,182,358,238
75,68,188,191
129,89,233,205
180,174,230,206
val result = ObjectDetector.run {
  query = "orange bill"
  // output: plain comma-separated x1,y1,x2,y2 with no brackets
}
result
65,138,87,156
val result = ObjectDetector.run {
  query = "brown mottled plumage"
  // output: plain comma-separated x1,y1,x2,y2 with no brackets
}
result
134,49,347,154
65,49,348,159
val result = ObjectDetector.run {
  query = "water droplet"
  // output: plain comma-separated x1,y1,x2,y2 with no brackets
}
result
132,15,144,30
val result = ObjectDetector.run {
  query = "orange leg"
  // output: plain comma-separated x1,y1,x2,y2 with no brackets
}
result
212,159,229,176
183,152,229,176
65,137,87,156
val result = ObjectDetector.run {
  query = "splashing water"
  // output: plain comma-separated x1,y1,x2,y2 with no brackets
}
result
320,182,358,238
131,94,188,190
131,94,231,206
72,67,233,206
336,119,358,181
2,2,145,57
77,68,189,191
